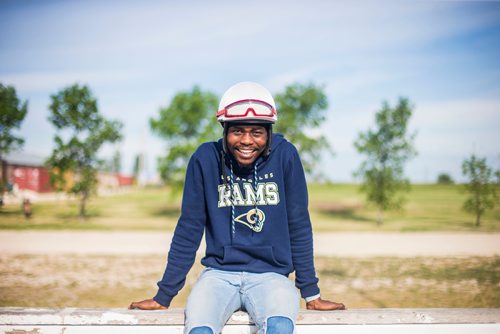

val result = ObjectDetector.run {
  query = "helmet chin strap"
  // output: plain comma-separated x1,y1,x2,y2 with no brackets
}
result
265,125,273,157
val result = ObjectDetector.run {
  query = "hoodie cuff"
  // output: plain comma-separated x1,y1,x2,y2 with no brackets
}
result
304,294,321,302
153,290,173,308
300,284,320,300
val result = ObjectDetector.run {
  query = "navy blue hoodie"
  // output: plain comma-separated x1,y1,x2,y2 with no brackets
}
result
154,134,320,307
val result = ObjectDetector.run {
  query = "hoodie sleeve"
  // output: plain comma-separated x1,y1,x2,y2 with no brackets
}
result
284,145,320,299
153,153,206,307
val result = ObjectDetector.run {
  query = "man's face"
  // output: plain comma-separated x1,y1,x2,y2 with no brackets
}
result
226,124,268,167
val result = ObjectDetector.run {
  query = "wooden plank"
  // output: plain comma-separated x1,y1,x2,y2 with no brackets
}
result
1,324,500,334
1,308,499,326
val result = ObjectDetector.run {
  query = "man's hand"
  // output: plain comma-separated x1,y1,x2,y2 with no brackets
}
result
129,299,168,310
306,297,346,311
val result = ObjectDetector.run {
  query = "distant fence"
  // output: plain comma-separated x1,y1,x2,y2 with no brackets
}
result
1,308,499,333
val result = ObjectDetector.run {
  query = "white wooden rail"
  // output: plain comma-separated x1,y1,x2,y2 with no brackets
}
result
1,308,499,334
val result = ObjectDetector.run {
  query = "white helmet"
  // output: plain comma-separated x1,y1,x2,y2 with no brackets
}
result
216,81,277,124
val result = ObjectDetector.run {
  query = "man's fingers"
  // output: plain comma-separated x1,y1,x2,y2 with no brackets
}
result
307,298,347,311
329,302,346,310
129,301,146,310
129,299,168,310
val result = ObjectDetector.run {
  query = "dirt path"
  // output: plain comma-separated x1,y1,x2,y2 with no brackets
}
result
1,231,499,257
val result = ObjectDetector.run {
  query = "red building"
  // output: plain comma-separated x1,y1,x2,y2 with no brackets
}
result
2,152,135,195
118,174,134,186
1,153,53,193
11,165,52,193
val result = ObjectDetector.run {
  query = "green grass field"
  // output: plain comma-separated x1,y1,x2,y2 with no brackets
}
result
308,183,500,232
1,184,498,309
0,184,498,231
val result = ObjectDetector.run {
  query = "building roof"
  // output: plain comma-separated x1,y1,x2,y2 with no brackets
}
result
1,152,46,167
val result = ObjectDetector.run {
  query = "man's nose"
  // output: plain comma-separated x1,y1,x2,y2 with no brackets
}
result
241,132,253,144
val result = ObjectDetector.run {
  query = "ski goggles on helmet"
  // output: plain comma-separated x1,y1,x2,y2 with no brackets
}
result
216,99,277,119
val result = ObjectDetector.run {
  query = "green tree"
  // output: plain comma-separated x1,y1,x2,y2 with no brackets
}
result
98,150,121,173
0,83,28,197
274,83,331,175
150,83,333,190
462,154,497,227
437,173,454,185
47,84,123,217
111,150,121,173
133,153,143,182
150,86,219,191
354,97,417,225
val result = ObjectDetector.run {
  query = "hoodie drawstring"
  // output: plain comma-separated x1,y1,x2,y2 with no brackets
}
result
224,155,261,240
253,161,260,225
229,158,235,239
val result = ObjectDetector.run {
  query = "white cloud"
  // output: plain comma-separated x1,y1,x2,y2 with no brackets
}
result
0,69,149,93
2,0,500,182
412,98,500,156
413,98,500,129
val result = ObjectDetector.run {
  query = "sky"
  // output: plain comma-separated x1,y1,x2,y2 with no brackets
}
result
1,0,499,183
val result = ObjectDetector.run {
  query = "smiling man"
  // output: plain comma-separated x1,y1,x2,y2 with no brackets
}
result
227,124,267,166
130,82,345,334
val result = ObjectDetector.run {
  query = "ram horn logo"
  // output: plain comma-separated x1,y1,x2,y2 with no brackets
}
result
235,208,265,232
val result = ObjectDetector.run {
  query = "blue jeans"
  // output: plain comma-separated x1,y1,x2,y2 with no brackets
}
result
185,268,299,334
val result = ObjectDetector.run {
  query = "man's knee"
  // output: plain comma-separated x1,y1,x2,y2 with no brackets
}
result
189,326,213,334
266,316,294,334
